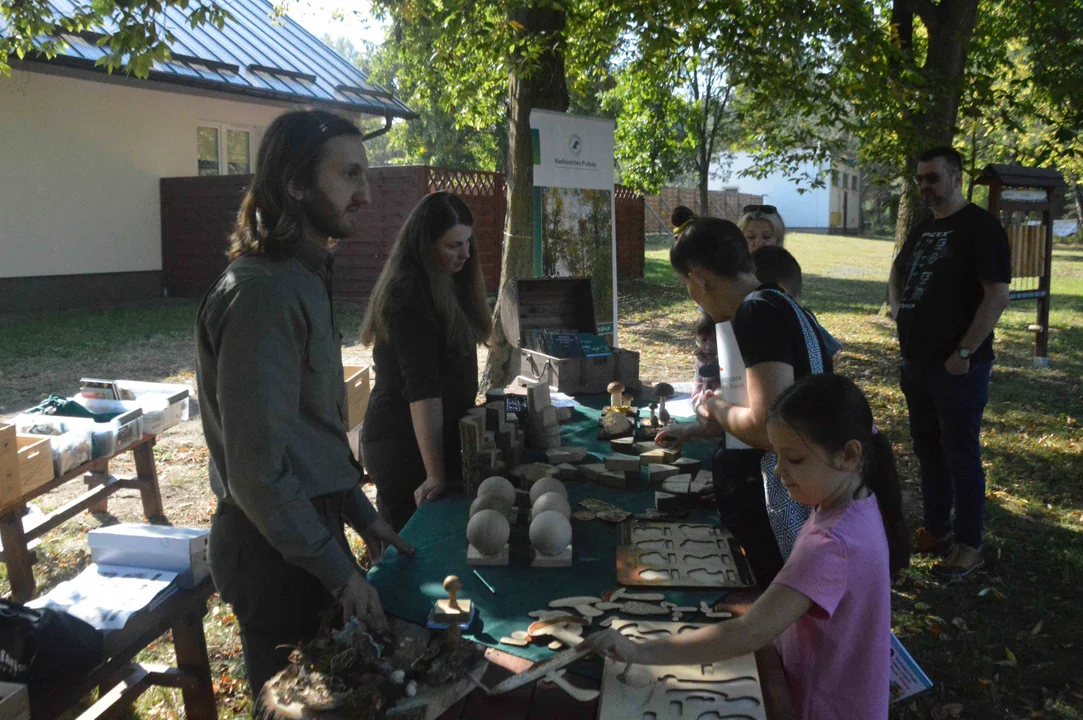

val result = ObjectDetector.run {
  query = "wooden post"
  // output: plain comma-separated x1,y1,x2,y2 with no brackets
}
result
0,503,35,602
1035,193,1054,367
84,457,111,514
171,604,218,719
132,439,165,521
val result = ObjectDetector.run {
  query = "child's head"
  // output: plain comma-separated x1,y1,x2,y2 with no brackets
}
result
767,374,910,576
670,214,756,319
752,245,803,301
693,311,716,354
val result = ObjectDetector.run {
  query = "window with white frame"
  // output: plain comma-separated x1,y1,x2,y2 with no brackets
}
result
197,124,252,176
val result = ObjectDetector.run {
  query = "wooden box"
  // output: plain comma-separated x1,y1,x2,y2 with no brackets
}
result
16,434,54,494
0,424,19,510
343,365,372,431
500,277,640,394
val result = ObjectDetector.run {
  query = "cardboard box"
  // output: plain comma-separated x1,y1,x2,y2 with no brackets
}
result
0,682,30,720
88,524,209,589
500,277,640,394
16,434,53,494
343,365,371,431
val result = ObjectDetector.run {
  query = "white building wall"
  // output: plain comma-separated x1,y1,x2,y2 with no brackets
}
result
709,152,832,230
0,69,287,279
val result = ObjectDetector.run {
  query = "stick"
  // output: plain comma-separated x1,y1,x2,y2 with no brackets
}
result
473,569,497,595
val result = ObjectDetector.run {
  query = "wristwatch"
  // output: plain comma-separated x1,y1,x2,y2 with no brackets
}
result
957,347,972,360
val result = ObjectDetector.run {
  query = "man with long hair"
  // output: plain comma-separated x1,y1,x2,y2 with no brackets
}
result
195,109,414,699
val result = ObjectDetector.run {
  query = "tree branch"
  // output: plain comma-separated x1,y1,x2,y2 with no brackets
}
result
904,0,939,35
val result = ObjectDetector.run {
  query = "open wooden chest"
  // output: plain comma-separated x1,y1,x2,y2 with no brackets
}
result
500,277,640,394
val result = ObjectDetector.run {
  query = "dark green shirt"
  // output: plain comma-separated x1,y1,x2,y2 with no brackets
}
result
195,240,377,593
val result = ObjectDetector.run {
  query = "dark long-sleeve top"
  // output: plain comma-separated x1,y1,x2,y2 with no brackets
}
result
360,269,478,483
195,240,377,594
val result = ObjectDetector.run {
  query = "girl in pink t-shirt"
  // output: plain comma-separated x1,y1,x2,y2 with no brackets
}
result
586,374,911,720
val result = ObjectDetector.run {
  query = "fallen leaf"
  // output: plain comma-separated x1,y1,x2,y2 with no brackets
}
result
914,601,930,611
1005,647,1018,666
942,703,964,718
1031,620,1043,635
978,587,992,597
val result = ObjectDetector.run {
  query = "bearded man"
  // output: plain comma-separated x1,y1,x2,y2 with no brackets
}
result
195,110,413,699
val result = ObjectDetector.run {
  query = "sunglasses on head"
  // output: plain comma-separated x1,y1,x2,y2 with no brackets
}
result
743,204,778,215
915,172,942,185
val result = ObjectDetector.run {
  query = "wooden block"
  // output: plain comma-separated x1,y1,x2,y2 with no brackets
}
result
599,470,628,488
646,464,680,484
639,449,672,466
610,436,636,454
672,456,700,479
485,402,507,431
526,381,552,411
580,463,607,481
546,445,587,464
467,543,510,566
531,545,572,567
634,441,658,454
434,597,473,621
655,491,681,512
661,474,692,494
605,454,640,472
555,406,574,422
0,681,29,720
555,463,579,480
466,407,488,433
530,405,559,429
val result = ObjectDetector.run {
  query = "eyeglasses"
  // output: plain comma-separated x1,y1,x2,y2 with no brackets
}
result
914,172,941,186
743,204,778,215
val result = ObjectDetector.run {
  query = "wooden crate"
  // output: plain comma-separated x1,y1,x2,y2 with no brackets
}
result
344,365,371,431
0,424,18,511
16,434,54,494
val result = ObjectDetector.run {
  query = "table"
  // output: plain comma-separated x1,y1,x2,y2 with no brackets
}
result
0,434,165,602
368,392,793,718
29,577,217,720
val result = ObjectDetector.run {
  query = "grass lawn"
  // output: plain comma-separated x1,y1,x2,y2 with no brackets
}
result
1,232,1080,718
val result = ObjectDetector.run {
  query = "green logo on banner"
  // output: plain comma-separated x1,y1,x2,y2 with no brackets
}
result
531,128,541,165
597,322,614,335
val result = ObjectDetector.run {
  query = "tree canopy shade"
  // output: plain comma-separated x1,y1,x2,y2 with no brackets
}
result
0,0,233,78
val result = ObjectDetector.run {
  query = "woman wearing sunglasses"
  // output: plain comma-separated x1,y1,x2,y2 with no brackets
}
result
738,204,786,252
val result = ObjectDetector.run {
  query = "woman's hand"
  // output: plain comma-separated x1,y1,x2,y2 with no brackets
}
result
413,475,447,507
583,630,640,663
656,422,701,449
362,517,416,565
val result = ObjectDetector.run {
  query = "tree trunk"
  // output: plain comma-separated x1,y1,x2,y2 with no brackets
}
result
1065,170,1083,235
698,149,710,217
480,5,569,394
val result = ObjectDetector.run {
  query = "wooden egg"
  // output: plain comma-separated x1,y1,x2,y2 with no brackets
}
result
529,476,567,506
529,510,572,556
467,509,510,555
531,491,571,521
477,476,516,507
470,494,511,518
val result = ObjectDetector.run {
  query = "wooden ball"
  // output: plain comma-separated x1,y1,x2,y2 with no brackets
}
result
529,476,567,506
467,509,510,555
529,510,572,556
478,476,516,507
531,492,571,521
470,494,511,518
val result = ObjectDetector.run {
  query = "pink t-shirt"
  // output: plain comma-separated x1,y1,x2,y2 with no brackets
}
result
772,494,891,720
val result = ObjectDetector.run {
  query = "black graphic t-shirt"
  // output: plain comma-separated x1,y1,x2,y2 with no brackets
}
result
893,203,1011,367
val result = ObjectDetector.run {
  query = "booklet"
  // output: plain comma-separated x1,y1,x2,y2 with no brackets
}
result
27,563,178,632
890,632,934,702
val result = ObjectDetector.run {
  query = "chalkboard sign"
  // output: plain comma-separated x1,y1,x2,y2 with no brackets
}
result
504,395,528,415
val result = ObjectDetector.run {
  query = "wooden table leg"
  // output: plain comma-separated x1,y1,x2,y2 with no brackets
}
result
0,504,35,602
84,458,111,514
131,440,165,521
171,604,217,719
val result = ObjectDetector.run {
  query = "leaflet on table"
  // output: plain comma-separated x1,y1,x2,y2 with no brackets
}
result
548,391,580,408
715,321,750,449
889,632,933,702
26,563,178,631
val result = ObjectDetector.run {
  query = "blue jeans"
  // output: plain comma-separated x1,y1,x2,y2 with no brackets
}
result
900,360,992,548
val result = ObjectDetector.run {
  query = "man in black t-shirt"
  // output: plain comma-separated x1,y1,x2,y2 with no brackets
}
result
889,146,1011,581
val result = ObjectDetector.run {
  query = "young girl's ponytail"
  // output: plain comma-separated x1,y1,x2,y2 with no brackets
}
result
768,374,911,577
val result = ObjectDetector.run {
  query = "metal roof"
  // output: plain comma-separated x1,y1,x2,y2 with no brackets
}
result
975,164,1066,189
4,0,416,119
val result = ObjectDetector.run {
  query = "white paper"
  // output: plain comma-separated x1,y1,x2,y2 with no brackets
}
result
889,632,933,702
27,563,178,631
715,321,750,449
548,391,580,408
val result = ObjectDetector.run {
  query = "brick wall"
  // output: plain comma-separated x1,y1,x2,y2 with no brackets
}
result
160,167,645,300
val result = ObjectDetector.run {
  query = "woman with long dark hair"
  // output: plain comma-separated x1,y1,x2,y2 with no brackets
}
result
360,191,492,531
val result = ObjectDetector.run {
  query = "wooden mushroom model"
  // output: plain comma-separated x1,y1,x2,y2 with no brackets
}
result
607,381,626,409
654,382,674,425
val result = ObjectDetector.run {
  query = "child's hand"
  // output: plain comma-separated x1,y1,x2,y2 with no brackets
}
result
656,423,696,448
584,629,639,663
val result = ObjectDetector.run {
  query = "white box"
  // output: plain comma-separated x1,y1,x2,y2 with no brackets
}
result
72,395,177,436
88,524,209,590
114,379,193,422
0,682,30,720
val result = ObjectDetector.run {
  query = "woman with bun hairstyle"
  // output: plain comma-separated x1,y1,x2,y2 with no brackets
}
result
659,208,834,585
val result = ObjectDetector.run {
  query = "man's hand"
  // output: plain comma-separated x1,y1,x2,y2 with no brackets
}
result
945,352,970,376
413,476,447,507
339,573,386,627
363,517,416,565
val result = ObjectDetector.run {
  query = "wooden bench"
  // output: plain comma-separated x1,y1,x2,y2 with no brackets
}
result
0,435,165,603
29,577,217,720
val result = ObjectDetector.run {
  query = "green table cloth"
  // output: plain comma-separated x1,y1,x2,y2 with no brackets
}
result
366,392,727,663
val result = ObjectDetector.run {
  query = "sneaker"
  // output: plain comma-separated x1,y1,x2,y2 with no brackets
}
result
912,527,954,556
933,544,985,580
